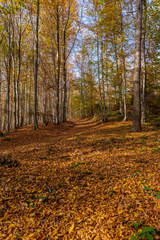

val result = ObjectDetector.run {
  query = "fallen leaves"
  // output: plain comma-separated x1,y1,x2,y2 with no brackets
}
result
0,119,159,239
69,223,75,234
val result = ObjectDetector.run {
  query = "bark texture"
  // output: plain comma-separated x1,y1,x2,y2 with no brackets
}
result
132,0,142,132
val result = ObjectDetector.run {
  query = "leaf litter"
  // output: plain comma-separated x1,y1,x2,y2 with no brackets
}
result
0,119,159,239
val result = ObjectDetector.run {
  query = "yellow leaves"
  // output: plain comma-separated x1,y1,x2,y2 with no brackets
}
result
30,212,36,217
6,234,13,239
77,217,82,223
25,187,35,193
8,223,16,235
8,223,15,229
0,119,160,239
155,200,160,209
136,200,141,205
37,189,43,193
94,236,101,240
118,209,123,214
49,228,58,237
0,212,9,222
27,233,36,240
130,194,136,199
137,207,144,212
68,192,76,201
69,223,75,234
65,177,70,185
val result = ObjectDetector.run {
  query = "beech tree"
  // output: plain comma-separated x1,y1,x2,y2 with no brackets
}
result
0,0,159,132
34,0,40,130
132,0,142,132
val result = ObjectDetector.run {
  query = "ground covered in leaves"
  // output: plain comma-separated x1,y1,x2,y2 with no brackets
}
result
0,118,160,240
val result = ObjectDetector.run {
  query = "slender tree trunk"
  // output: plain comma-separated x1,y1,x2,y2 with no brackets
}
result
80,58,84,119
123,56,127,121
42,74,48,125
4,99,7,131
12,29,17,129
97,36,104,121
120,6,127,121
49,90,52,122
0,59,2,134
114,40,122,115
29,71,32,124
105,52,110,117
84,80,87,117
101,40,107,122
132,0,142,132
55,6,60,125
141,0,147,123
17,9,22,128
7,16,12,133
62,29,67,122
71,92,73,118
20,82,25,126
44,90,48,125
10,92,13,129
80,79,83,119
34,0,40,130
13,58,17,129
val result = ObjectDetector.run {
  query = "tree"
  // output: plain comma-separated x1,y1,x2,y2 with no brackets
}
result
34,0,40,130
141,0,147,123
132,0,142,132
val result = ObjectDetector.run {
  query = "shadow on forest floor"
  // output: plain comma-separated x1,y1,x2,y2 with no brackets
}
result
0,118,160,239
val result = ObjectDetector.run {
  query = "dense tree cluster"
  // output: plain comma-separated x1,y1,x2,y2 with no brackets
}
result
0,0,159,133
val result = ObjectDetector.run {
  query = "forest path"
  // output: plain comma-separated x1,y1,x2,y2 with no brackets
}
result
0,119,160,239
0,118,98,154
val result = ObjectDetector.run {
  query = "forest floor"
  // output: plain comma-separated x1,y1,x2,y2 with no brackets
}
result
0,118,160,240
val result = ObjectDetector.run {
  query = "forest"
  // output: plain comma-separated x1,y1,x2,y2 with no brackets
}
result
0,0,160,239
0,0,159,132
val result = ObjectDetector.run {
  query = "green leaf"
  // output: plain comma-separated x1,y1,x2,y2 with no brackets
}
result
130,237,136,240
142,227,156,234
141,233,146,239
130,236,138,240
52,189,57,193
143,186,153,191
130,222,142,228
135,231,141,237
156,194,160,199
145,232,154,240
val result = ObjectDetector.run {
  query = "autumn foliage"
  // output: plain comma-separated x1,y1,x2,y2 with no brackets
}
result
0,118,160,239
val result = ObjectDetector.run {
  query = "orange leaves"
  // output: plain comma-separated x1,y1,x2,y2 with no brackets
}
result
69,223,75,234
0,119,160,239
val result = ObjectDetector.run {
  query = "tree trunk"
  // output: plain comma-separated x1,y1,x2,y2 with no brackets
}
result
132,0,142,132
123,56,127,122
12,26,17,130
80,77,83,119
55,6,60,125
20,82,25,126
7,16,12,133
97,36,104,121
0,59,2,134
34,0,40,130
16,8,22,128
80,55,84,119
29,71,32,124
114,39,122,115
62,28,67,122
101,40,107,122
120,5,127,121
141,0,147,123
